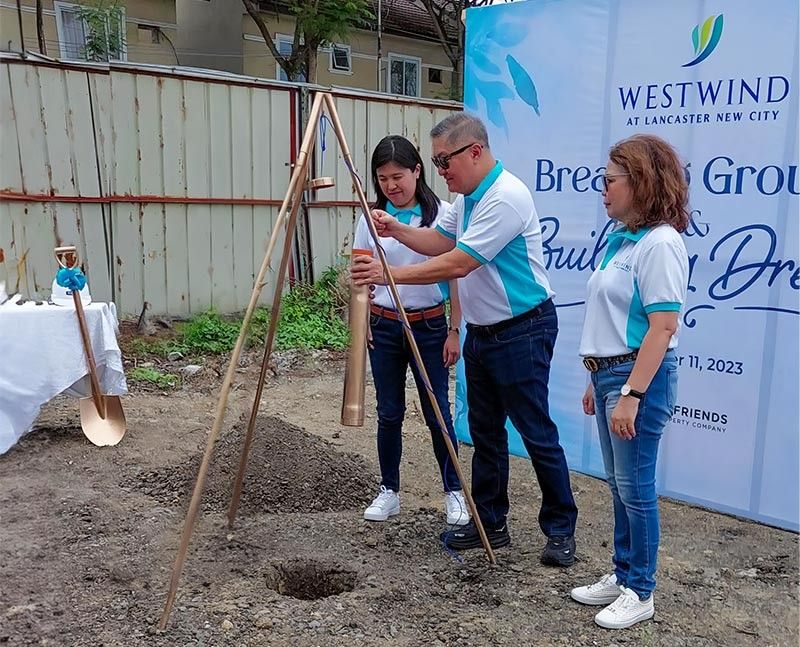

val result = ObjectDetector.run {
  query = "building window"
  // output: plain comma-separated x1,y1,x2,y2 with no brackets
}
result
54,1,126,61
388,54,421,97
428,68,442,84
329,44,352,74
276,35,306,82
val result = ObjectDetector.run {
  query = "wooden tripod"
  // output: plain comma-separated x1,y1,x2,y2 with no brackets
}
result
157,92,495,631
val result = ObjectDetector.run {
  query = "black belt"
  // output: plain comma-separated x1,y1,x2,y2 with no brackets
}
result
466,299,554,337
582,350,638,372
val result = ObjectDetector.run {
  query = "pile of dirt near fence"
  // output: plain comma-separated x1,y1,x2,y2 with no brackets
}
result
122,415,375,515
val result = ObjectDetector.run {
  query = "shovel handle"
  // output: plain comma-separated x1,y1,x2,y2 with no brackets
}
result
55,245,78,269
72,283,106,419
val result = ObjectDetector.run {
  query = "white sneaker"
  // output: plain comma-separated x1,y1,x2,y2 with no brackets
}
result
363,486,400,522
570,573,622,605
594,586,654,629
444,491,470,526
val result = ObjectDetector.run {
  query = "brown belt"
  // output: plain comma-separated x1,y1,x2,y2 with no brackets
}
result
370,303,445,322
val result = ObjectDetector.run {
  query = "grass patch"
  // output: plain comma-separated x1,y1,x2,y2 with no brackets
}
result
122,264,351,361
127,366,179,389
127,337,177,359
274,265,350,351
174,265,350,353
249,307,272,346
177,310,239,355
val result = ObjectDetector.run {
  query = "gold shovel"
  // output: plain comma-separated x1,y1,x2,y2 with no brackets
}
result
55,246,126,446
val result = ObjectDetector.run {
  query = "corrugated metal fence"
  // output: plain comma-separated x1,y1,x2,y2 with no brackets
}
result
0,55,459,316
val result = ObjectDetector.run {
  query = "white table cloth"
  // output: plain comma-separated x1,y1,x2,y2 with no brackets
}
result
0,298,127,454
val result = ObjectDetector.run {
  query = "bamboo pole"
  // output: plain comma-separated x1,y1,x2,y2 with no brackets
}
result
226,116,313,528
321,93,496,565
157,92,326,630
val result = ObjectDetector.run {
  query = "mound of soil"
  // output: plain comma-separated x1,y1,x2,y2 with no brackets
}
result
122,415,375,514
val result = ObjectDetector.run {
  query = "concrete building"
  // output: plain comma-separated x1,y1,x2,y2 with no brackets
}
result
1,0,460,100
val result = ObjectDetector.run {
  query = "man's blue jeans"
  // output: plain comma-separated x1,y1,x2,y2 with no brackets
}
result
591,351,678,599
368,312,461,493
463,300,578,536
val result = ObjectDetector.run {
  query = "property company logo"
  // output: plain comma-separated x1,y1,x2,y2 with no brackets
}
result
683,14,724,67
672,405,728,433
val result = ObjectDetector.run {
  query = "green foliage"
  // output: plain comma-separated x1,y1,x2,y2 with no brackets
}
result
128,366,178,389
249,307,272,346
275,264,350,351
290,0,374,48
179,310,239,355
271,0,373,80
75,0,124,61
127,337,175,359
124,266,350,363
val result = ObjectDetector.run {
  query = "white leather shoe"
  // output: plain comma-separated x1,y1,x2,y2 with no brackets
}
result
570,573,622,605
594,586,654,629
363,486,400,521
444,490,470,525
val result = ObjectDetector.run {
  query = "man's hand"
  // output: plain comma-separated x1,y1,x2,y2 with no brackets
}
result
442,331,461,367
371,210,400,237
351,255,388,287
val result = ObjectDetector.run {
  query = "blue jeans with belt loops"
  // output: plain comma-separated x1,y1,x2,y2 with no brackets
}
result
368,312,461,493
463,300,578,536
591,351,678,599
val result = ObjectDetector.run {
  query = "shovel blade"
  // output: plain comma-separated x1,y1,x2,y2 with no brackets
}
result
79,396,127,446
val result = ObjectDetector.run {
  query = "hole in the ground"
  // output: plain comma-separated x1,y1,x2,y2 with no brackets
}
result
267,559,357,600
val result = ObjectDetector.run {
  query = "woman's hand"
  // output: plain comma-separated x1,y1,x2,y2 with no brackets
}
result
610,396,639,440
582,382,595,416
442,330,461,367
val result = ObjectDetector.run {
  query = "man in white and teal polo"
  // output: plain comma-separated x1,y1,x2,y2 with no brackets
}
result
351,113,578,565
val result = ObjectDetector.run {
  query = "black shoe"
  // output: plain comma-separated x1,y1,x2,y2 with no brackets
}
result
440,520,511,551
540,534,576,567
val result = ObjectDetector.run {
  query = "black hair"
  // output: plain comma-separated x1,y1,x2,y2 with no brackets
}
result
370,135,440,227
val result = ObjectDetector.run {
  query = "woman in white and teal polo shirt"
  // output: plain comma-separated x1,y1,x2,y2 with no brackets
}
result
353,135,468,528
571,134,690,630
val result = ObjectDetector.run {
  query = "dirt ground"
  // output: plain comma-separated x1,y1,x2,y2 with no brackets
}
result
1,349,797,647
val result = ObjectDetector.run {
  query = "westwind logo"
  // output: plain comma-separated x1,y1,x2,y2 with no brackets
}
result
683,14,724,67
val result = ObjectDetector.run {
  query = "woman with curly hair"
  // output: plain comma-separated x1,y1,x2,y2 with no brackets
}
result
571,134,690,629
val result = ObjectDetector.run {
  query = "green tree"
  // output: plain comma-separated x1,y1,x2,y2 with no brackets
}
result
75,0,124,61
415,0,466,101
417,1,522,101
242,0,373,83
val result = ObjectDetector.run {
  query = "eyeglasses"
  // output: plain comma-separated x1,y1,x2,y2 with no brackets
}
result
431,142,480,170
602,173,629,190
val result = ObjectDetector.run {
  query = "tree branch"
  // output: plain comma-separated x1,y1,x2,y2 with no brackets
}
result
35,0,46,54
241,0,292,77
418,0,459,66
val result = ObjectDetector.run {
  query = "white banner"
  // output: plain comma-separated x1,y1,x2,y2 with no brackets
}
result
456,0,799,530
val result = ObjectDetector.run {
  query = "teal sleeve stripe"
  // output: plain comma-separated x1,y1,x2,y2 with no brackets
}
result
456,241,489,265
438,281,450,301
644,301,682,313
435,224,456,240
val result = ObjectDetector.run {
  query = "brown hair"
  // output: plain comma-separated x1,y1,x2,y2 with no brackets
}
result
608,134,689,233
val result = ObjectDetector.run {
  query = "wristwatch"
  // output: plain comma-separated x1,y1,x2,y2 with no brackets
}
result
448,326,460,334
620,383,645,399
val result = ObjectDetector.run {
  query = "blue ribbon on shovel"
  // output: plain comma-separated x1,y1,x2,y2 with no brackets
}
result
56,266,87,292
